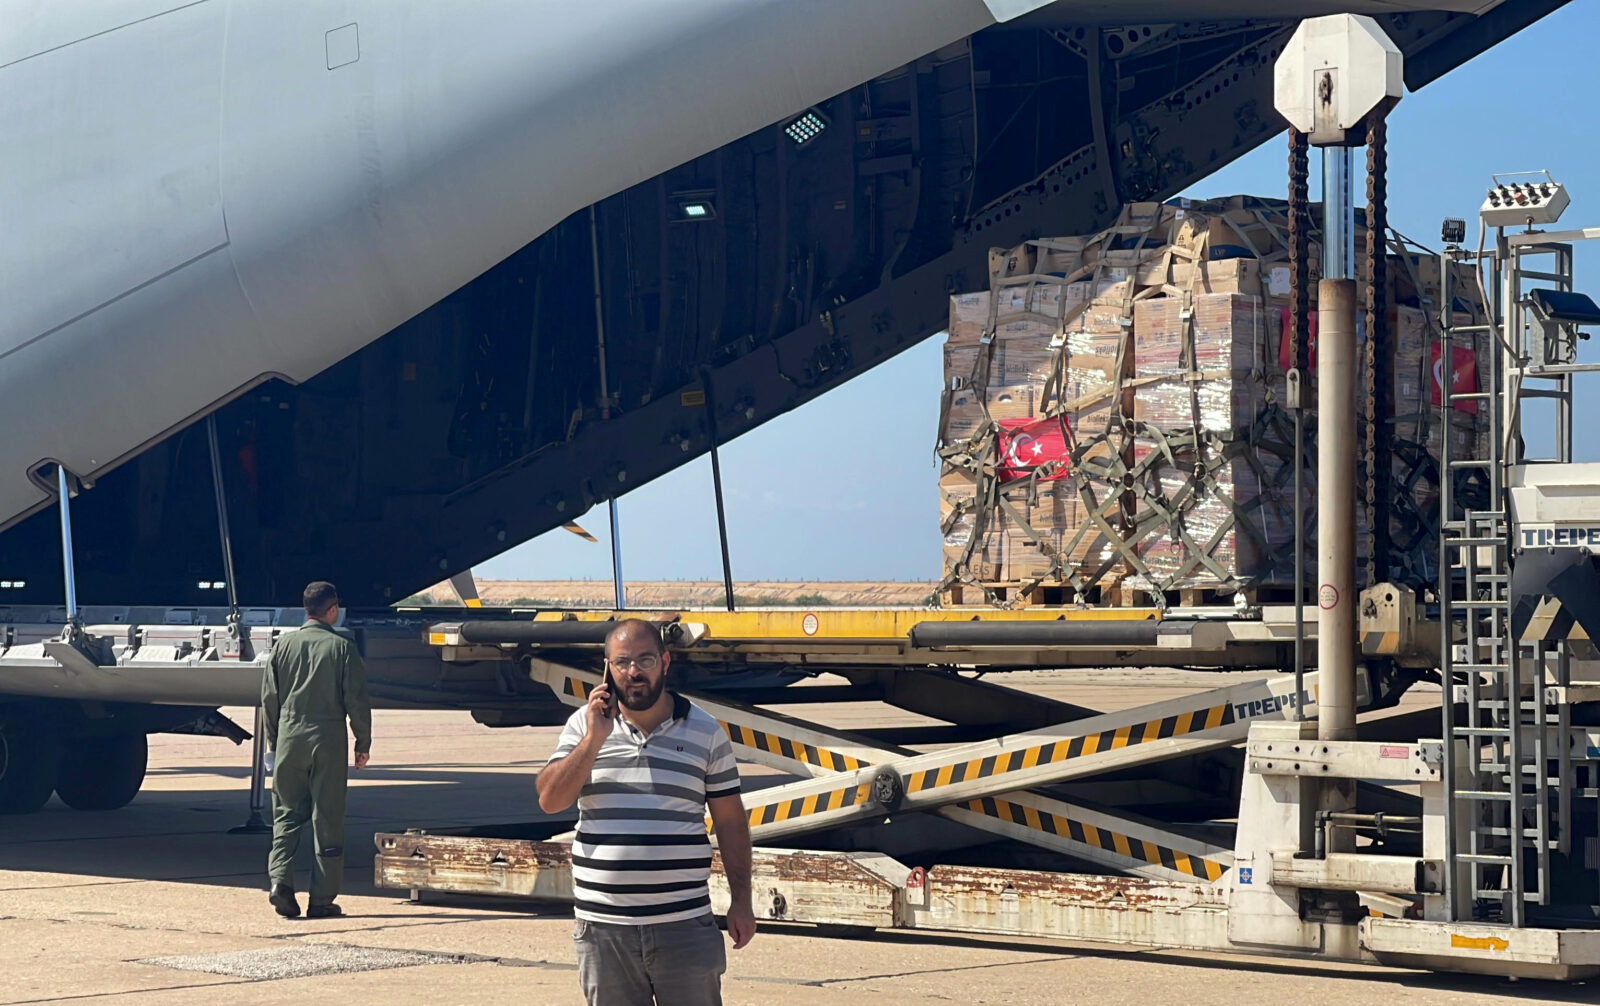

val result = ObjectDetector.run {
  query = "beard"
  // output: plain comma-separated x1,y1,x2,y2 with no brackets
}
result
618,673,665,711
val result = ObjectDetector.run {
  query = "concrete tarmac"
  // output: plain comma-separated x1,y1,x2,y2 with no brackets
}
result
0,673,1586,1005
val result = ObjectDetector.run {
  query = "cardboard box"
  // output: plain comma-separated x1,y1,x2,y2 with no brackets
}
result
948,282,1099,345
1053,331,1123,437
940,470,1006,582
948,292,991,345
944,529,1006,582
988,243,1036,285
1131,294,1275,436
941,335,1056,441
1134,256,1279,299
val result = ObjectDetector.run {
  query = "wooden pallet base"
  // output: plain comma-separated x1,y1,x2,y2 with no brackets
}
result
940,582,1097,607
939,582,1296,609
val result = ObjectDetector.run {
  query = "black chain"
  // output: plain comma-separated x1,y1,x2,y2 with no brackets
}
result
1288,130,1310,612
1289,131,1310,390
1364,115,1389,587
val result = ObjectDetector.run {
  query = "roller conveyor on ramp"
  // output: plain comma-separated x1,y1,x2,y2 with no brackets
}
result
426,603,1350,670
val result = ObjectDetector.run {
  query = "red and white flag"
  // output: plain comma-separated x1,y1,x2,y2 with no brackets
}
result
1430,342,1479,414
996,416,1073,484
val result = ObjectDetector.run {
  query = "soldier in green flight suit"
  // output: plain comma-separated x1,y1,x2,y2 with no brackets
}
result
261,581,373,919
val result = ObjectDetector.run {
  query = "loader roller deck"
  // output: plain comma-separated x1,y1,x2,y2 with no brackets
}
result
423,602,1335,671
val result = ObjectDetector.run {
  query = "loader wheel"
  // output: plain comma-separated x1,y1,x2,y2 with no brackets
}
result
55,733,148,811
0,711,61,815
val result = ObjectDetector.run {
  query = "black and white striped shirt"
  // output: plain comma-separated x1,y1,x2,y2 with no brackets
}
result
550,692,742,925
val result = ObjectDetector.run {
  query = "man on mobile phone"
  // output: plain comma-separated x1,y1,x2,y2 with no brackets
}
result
537,618,755,1006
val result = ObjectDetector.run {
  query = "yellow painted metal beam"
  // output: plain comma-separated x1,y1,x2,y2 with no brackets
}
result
446,605,1160,644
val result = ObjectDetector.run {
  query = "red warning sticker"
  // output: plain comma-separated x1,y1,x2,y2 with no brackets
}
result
1318,584,1339,610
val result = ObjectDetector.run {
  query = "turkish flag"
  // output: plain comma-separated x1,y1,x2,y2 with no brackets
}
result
1278,307,1319,372
1430,341,1479,414
996,416,1073,484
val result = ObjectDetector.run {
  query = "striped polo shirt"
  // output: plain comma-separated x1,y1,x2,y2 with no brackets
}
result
549,692,742,925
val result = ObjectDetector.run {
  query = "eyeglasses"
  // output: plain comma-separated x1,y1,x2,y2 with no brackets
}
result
607,653,661,673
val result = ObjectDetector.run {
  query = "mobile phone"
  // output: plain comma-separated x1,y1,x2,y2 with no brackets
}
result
602,664,619,718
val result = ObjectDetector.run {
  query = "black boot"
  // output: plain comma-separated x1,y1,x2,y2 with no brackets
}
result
306,902,342,919
269,883,301,919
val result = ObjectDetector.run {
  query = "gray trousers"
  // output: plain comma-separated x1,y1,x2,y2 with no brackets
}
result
573,914,726,1006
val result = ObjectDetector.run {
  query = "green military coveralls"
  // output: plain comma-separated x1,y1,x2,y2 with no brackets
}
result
261,620,373,905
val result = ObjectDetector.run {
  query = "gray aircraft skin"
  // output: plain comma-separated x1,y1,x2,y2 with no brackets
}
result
2,0,1025,534
1,0,1495,537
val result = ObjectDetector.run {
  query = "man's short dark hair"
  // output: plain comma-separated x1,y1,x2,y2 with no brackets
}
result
304,581,340,618
604,618,664,654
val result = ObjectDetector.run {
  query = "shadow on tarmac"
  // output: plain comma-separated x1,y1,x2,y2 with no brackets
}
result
0,760,565,898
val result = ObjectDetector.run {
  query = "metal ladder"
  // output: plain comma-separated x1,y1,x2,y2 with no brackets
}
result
1437,247,1570,926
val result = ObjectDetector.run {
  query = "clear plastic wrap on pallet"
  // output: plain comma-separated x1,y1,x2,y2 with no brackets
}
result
1127,294,1281,589
1131,294,1279,436
1126,433,1376,591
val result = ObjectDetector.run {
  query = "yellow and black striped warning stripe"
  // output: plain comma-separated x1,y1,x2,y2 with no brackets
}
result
958,796,1227,882
1519,597,1593,644
707,781,874,834
718,720,870,773
745,782,874,828
904,703,1234,796
563,673,872,834
1361,630,1402,655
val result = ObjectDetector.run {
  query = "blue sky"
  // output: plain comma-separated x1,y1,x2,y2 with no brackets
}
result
478,5,1598,585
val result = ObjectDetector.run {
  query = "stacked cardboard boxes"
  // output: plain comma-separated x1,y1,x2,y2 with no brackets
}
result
936,196,1489,601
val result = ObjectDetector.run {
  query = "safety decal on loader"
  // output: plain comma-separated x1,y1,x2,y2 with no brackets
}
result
903,702,1234,796
954,796,1228,881
717,721,869,773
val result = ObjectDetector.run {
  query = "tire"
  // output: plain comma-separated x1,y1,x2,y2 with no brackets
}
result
0,712,61,815
55,733,148,811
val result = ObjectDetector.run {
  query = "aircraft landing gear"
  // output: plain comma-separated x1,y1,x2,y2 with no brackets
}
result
0,707,60,815
55,733,148,811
